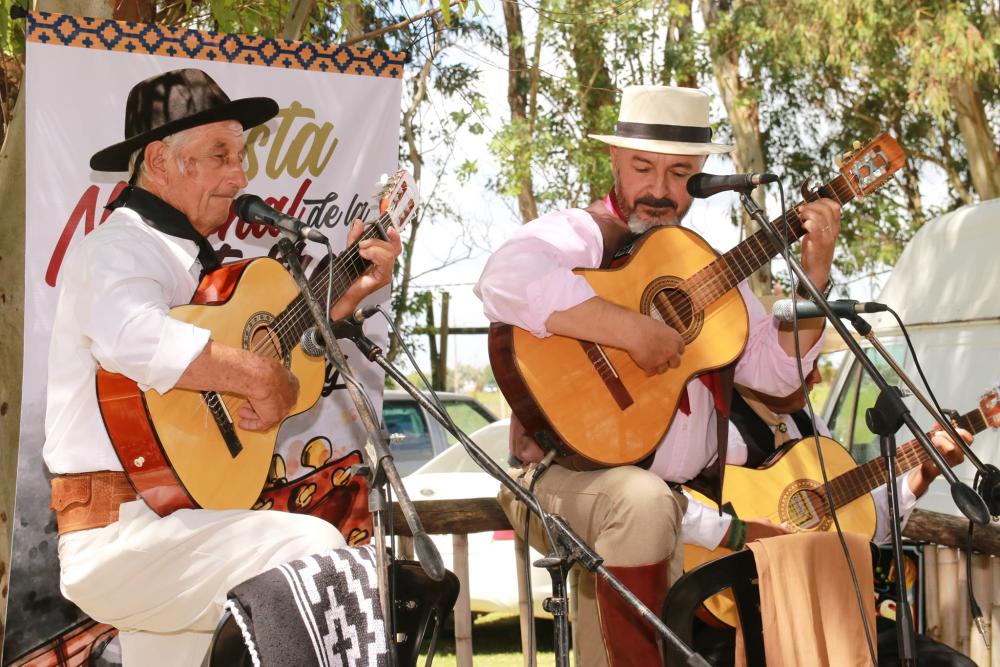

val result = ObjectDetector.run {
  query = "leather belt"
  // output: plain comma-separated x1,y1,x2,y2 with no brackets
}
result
50,471,138,535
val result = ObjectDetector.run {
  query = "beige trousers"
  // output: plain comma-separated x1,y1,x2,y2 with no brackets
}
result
498,463,688,667
58,499,346,666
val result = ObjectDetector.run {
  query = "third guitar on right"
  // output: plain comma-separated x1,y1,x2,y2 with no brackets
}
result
684,383,1000,628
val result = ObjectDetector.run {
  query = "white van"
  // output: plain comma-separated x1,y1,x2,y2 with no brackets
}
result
822,198,1000,516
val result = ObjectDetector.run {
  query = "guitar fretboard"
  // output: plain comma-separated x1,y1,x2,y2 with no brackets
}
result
270,217,389,354
818,408,988,510
683,175,856,312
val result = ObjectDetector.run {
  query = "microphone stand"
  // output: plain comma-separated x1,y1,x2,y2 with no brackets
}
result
332,319,710,667
739,190,991,666
273,235,445,667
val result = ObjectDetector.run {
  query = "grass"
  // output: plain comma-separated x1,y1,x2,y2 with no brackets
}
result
420,613,556,667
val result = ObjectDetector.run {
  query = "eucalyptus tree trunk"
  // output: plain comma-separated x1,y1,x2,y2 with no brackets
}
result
950,76,1000,202
700,0,771,296
501,0,538,223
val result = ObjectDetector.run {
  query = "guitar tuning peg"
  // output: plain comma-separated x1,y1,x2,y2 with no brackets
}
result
852,140,862,150
843,150,854,161
834,155,843,167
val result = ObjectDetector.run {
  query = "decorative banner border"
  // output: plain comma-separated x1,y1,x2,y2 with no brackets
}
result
26,10,405,78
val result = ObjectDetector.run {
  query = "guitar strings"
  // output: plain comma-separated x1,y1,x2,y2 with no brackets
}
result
215,211,396,420
652,177,853,330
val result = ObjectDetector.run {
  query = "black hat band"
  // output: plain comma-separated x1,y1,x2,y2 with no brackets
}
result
615,121,712,143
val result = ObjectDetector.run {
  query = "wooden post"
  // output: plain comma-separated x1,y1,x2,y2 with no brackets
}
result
452,533,473,667
424,295,439,390
437,292,450,391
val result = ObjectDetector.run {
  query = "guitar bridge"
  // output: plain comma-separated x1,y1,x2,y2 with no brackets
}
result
579,341,634,411
202,391,243,458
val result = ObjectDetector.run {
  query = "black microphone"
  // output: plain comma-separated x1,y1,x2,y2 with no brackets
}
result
686,172,779,199
772,298,889,322
234,194,328,243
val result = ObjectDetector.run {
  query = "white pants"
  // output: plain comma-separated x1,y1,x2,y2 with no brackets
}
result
58,499,346,666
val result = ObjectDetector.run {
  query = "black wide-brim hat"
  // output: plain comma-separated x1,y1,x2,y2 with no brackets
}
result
90,68,279,172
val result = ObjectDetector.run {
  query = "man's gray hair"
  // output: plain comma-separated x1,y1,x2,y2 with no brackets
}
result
127,127,197,185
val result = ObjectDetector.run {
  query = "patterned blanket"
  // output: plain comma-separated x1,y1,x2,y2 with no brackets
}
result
225,545,389,667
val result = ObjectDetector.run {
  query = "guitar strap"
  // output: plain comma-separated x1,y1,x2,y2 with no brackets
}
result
683,363,735,513
106,186,221,278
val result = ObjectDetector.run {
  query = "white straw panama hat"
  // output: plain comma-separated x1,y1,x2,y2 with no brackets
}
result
589,85,734,156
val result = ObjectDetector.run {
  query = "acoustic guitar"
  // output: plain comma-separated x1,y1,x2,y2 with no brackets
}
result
96,170,418,516
685,384,1000,627
489,134,905,465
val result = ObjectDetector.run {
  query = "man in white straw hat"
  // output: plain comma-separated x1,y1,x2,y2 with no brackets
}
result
476,85,842,666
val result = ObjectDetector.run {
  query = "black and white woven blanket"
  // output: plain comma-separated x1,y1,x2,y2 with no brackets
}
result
225,545,389,667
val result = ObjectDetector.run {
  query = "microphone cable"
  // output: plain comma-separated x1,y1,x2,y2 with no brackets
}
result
370,303,570,661
772,179,878,665
887,306,989,646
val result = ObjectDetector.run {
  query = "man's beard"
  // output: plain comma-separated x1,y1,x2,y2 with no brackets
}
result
624,195,682,234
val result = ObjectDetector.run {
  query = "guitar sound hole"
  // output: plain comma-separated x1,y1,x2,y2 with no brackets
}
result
787,488,826,530
250,326,286,367
649,288,694,331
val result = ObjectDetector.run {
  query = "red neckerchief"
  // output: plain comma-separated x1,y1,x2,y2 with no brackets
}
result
602,187,727,418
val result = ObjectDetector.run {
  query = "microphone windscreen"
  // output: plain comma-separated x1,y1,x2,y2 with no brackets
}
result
234,194,263,221
770,298,797,322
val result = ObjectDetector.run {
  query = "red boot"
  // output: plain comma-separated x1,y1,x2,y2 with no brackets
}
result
596,560,670,667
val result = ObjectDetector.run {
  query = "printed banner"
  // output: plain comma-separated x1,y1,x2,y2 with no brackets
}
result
4,11,403,661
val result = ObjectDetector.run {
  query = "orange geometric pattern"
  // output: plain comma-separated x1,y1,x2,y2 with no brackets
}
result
27,10,404,79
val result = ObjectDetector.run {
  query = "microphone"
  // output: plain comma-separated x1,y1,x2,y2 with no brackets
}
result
686,172,779,199
234,194,328,243
772,298,889,322
299,306,382,356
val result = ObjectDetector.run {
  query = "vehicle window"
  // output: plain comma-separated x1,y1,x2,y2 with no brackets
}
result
827,345,906,464
443,400,496,445
417,422,511,474
383,401,433,468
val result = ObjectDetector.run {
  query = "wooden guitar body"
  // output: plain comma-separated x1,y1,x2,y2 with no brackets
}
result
683,436,876,627
97,258,325,515
492,225,748,465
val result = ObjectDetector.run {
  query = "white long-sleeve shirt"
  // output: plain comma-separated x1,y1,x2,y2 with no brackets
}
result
44,207,211,473
680,415,919,548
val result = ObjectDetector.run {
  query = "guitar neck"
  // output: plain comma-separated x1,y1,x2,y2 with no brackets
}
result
683,174,856,311
272,216,388,352
822,407,990,508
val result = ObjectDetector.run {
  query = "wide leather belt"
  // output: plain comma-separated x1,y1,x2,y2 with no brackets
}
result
50,471,139,535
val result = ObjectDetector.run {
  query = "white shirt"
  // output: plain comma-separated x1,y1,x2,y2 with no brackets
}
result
474,208,825,483
44,208,212,473
681,414,919,548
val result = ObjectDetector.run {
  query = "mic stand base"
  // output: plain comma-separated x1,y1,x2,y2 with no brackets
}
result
342,325,710,667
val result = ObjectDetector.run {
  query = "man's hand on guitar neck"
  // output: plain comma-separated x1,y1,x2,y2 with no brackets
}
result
907,427,971,497
546,297,684,376
329,219,403,321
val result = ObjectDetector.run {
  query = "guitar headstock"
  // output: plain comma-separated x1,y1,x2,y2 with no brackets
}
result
981,384,1000,430
376,169,419,233
837,133,906,199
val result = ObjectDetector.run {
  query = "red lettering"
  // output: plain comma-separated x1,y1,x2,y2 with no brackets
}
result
45,182,128,287
214,179,314,244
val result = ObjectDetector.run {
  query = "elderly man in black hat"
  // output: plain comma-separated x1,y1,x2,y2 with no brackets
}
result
475,85,842,666
43,68,401,665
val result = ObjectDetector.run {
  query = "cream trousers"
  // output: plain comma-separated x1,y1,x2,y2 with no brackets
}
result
498,463,688,667
58,499,345,666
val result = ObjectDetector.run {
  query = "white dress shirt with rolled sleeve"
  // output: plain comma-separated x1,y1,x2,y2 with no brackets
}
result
44,207,211,474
